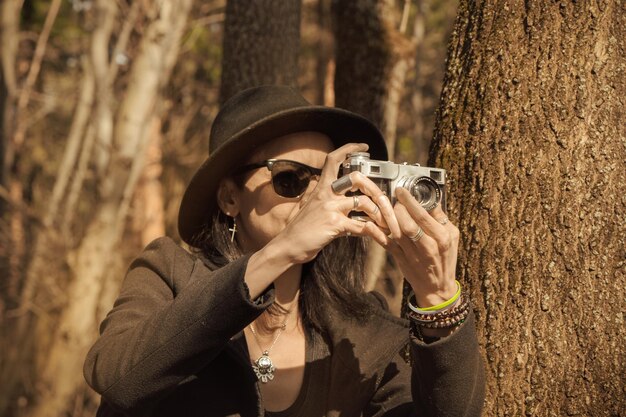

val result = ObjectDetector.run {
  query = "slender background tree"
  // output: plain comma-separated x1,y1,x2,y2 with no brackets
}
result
333,0,458,313
220,0,301,104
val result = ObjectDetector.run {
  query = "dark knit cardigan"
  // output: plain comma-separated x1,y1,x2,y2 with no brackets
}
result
84,237,485,417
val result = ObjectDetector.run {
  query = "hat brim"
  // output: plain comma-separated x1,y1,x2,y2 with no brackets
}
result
178,105,388,245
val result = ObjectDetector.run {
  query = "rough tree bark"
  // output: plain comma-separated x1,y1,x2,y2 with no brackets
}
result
219,0,301,105
333,0,392,128
431,1,625,415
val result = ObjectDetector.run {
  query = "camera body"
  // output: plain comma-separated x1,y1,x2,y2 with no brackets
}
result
341,152,446,220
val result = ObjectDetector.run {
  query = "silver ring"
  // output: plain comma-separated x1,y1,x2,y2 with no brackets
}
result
409,227,424,242
352,196,359,210
331,175,353,194
438,216,449,225
372,206,379,216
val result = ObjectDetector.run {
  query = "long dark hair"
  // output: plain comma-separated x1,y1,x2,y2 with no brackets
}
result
189,208,374,333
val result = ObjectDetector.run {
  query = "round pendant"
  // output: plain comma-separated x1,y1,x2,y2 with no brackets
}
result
257,355,272,370
252,352,276,383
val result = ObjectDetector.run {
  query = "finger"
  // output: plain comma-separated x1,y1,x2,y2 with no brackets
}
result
395,187,448,246
341,172,400,238
338,194,388,228
343,171,383,197
341,219,387,243
394,203,422,241
428,204,451,226
427,203,460,249
364,221,393,246
341,218,367,237
360,196,388,229
345,219,389,246
321,143,368,185
340,195,361,213
330,165,378,196
331,175,354,194
332,166,388,199
394,203,438,254
375,194,401,238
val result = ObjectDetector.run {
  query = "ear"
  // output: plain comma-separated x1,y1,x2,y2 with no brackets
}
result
217,178,240,217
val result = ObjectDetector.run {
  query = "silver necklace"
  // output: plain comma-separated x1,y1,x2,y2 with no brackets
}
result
249,320,287,383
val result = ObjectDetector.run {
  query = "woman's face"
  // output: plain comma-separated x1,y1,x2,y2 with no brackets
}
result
223,131,334,253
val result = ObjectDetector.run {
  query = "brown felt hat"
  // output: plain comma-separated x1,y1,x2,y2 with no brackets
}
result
178,85,388,245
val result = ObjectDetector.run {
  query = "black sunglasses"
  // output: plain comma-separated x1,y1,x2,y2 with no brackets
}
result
234,159,323,198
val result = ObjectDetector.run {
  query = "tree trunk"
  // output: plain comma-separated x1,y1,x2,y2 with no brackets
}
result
333,1,392,300
0,0,21,307
334,1,421,311
408,0,458,165
24,1,193,416
0,0,20,192
313,0,334,105
133,116,166,247
0,70,5,213
4,0,62,316
333,0,392,128
431,1,625,415
219,0,301,105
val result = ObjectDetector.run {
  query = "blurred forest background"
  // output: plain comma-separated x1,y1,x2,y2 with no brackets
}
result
0,1,624,417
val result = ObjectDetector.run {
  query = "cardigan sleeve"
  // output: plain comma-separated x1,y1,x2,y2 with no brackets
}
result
408,311,485,416
366,311,485,417
83,236,274,416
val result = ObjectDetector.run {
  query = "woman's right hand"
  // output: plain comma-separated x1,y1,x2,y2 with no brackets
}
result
271,142,400,265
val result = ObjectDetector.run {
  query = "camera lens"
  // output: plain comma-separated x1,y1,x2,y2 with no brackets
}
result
402,176,441,211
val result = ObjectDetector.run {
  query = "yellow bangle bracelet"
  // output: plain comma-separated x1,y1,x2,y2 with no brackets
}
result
409,280,461,313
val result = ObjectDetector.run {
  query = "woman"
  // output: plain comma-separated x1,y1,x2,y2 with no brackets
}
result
84,85,485,417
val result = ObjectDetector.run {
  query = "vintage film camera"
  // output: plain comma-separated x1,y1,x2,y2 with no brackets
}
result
341,152,446,221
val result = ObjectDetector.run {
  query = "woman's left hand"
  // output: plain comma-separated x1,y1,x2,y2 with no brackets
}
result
384,187,459,308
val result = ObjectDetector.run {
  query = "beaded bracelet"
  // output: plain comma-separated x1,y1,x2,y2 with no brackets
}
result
407,295,469,324
407,295,471,330
413,308,470,329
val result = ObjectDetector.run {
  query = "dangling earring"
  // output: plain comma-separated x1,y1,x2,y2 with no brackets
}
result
228,217,237,243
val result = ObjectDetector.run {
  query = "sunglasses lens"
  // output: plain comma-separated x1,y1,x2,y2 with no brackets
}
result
271,162,312,198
